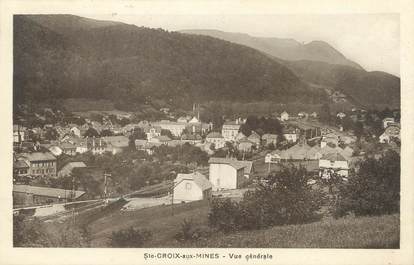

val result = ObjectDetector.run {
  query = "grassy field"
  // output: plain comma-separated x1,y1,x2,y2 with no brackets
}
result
186,214,399,248
88,200,211,247
77,198,399,248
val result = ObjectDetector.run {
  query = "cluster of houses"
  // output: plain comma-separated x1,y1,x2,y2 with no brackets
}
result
12,107,401,207
265,135,354,179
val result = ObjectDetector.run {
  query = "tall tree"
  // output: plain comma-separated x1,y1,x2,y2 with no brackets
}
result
319,103,331,124
84,127,100,138
334,150,400,217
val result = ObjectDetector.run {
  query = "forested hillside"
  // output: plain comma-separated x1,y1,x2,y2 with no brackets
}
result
14,15,324,111
283,60,400,108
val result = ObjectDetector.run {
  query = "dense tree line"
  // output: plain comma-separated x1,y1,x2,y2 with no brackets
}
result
239,115,283,138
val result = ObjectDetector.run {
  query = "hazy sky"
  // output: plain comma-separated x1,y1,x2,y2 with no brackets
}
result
84,13,400,76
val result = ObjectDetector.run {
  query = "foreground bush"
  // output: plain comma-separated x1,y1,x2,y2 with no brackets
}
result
209,165,325,232
174,218,211,242
14,214,91,247
111,227,152,247
334,150,400,217
208,199,242,233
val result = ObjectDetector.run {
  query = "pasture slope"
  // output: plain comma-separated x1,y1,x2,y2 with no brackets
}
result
84,200,399,248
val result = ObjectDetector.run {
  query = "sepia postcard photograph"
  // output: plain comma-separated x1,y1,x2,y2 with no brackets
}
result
1,0,413,264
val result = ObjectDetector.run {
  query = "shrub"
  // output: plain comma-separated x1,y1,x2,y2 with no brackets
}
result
334,150,400,217
111,227,152,247
174,219,211,242
239,165,325,228
208,198,242,233
208,165,326,232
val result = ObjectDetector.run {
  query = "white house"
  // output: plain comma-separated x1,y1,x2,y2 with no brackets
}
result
148,135,171,145
153,120,187,137
262,134,278,147
70,126,81,137
13,125,27,143
320,133,339,148
222,120,242,142
283,128,298,143
48,146,63,157
382,117,395,129
237,138,254,152
265,152,281,164
280,111,289,121
188,116,200,124
177,116,191,123
310,112,318,118
336,112,346,119
235,132,247,142
247,131,261,146
173,172,212,202
379,124,400,143
298,112,308,119
144,126,161,141
205,132,226,149
319,153,349,179
208,157,252,191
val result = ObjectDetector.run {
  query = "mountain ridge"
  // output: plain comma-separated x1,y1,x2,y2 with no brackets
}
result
179,29,364,70
180,29,399,108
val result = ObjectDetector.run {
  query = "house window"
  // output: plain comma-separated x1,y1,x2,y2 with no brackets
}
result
185,183,192,190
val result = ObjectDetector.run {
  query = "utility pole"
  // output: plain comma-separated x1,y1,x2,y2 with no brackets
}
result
170,178,181,216
71,174,75,202
268,160,271,173
103,171,111,204
171,182,174,216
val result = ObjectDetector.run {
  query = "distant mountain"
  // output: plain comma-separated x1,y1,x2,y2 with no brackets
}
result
14,15,325,111
180,29,400,109
179,29,363,70
282,60,400,108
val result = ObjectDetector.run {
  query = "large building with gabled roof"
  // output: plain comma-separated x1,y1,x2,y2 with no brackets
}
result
15,152,57,178
208,157,253,191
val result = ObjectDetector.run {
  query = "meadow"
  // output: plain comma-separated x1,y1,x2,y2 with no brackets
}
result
72,199,399,248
